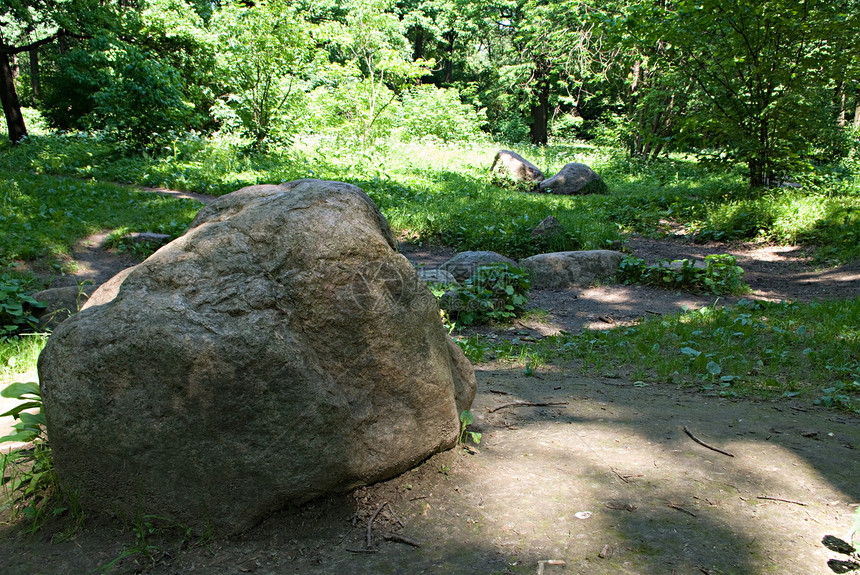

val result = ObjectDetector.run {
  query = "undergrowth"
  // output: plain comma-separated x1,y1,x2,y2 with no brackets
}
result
2,132,858,262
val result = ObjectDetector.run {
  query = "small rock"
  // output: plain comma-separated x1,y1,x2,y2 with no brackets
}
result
519,250,624,289
441,251,518,282
539,163,608,195
416,267,457,284
31,285,98,330
531,216,564,240
123,232,171,247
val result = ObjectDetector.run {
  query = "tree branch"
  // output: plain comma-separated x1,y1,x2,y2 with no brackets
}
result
0,29,89,55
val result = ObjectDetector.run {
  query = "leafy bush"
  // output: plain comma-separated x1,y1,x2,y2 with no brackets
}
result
435,263,530,325
617,254,749,295
398,86,487,143
0,275,45,338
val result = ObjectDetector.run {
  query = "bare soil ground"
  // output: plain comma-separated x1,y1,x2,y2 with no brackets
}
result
2,189,859,574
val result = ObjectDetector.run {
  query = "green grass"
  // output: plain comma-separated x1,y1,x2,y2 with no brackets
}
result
3,128,859,262
0,334,46,385
0,171,202,263
459,297,860,413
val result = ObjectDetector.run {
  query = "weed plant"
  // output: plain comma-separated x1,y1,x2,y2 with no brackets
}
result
617,254,750,295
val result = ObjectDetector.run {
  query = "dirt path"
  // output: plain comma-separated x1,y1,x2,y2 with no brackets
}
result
2,188,859,574
3,365,858,574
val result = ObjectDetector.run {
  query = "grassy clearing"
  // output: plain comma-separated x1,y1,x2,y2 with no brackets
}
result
0,172,202,263
3,128,858,262
459,297,860,413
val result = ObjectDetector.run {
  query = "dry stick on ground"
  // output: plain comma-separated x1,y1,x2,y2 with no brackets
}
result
756,496,808,506
386,506,405,528
668,504,697,517
683,426,735,457
366,501,389,549
383,533,421,547
537,559,566,575
488,401,569,413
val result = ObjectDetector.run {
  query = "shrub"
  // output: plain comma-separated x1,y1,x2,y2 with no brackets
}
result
435,263,530,325
617,254,749,295
398,86,487,143
0,275,45,338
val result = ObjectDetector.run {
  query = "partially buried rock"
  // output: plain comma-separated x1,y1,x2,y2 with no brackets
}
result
531,215,564,240
539,162,608,195
490,150,545,187
519,250,624,289
39,179,476,535
441,251,518,282
30,285,98,330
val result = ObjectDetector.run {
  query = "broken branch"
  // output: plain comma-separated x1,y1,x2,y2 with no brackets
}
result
756,496,808,506
683,426,735,457
488,401,569,413
366,501,388,549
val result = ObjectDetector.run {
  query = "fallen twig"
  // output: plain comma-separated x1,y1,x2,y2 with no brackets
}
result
756,496,807,506
383,533,421,547
345,548,377,554
489,401,569,413
537,559,566,575
488,389,510,395
668,504,697,517
366,501,388,549
683,426,735,457
386,505,404,528
611,467,630,483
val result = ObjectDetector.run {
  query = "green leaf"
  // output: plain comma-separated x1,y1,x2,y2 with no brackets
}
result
459,410,474,426
0,431,35,444
680,347,701,358
1,381,40,399
0,401,41,418
706,361,722,375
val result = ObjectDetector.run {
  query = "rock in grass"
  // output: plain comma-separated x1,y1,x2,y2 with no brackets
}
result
519,250,624,289
39,179,476,535
490,150,545,187
31,285,97,330
539,162,608,195
416,267,457,283
442,251,518,282
531,215,565,240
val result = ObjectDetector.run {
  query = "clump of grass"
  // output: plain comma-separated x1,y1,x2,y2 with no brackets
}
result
0,334,47,385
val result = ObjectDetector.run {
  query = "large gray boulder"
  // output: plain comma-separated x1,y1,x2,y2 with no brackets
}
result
441,251,518,282
39,179,476,534
519,250,624,289
490,150,545,186
539,162,608,195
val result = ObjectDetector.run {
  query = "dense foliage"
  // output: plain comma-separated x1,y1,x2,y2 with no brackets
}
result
2,0,857,188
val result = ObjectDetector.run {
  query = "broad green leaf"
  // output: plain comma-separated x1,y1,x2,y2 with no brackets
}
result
1,382,40,399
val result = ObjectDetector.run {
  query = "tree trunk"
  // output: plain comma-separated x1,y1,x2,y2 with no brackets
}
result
1,52,27,143
30,47,40,104
412,28,425,61
529,76,549,145
854,100,860,130
441,31,456,84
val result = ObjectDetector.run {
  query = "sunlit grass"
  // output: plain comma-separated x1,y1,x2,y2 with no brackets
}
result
0,172,202,262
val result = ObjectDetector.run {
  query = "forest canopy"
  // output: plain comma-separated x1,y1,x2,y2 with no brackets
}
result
1,0,858,186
